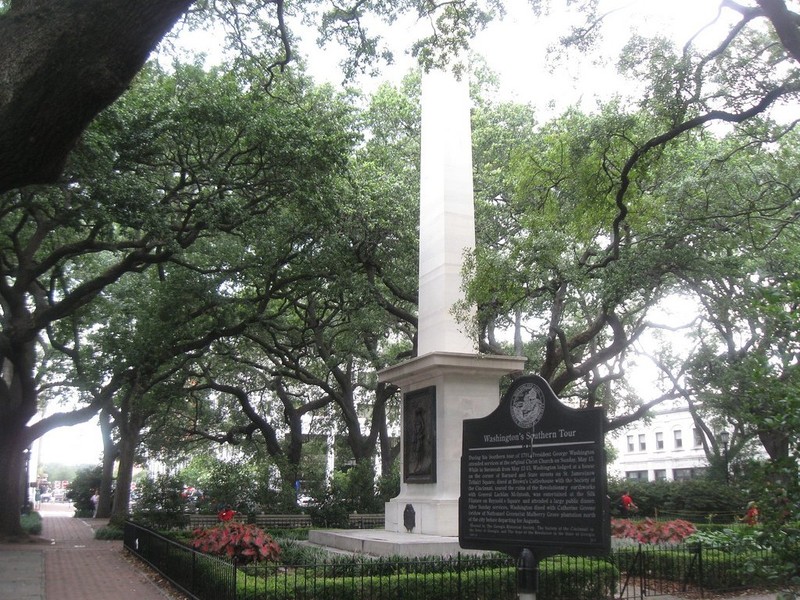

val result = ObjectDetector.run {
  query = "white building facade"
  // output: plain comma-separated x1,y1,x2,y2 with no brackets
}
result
608,405,710,482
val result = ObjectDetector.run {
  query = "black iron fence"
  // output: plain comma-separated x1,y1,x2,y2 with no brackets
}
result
124,520,238,600
124,521,787,599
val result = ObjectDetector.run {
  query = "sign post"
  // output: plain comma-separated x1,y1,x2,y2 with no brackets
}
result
459,375,610,598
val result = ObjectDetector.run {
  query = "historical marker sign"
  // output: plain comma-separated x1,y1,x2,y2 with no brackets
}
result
459,375,609,557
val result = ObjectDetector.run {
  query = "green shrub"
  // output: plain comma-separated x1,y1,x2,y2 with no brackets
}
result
66,465,101,515
608,478,746,522
20,511,42,535
613,543,775,591
275,539,329,565
540,556,618,600
697,547,773,590
231,557,616,600
308,500,350,528
235,567,518,600
694,522,747,534
308,461,385,526
613,545,699,588
376,462,400,504
228,553,616,600
180,455,267,515
165,529,195,545
134,473,188,514
686,526,766,550
179,454,302,515
95,525,125,540
164,550,236,600
133,511,188,530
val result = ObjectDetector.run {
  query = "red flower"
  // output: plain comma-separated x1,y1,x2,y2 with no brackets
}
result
191,522,281,564
218,508,236,522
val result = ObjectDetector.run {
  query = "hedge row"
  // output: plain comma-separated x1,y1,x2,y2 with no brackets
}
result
234,557,618,600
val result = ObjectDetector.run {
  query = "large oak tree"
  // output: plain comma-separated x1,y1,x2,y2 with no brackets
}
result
0,59,356,537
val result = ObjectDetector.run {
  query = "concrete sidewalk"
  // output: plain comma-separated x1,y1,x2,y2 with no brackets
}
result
0,503,183,600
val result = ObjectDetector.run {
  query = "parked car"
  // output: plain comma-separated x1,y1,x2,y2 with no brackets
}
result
297,493,314,507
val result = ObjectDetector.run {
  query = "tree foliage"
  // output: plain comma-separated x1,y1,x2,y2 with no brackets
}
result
65,466,102,517
0,57,358,535
463,2,800,473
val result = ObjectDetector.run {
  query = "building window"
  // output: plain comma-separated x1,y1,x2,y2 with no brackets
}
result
627,435,634,452
673,467,707,481
674,429,683,449
656,432,664,450
638,434,646,451
693,428,703,447
626,470,649,481
654,469,667,481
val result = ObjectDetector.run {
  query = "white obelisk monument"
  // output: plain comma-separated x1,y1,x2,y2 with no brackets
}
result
380,69,525,537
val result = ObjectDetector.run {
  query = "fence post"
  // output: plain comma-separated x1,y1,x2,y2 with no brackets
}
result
697,541,703,599
457,552,462,599
639,544,645,600
517,548,538,600
191,551,196,597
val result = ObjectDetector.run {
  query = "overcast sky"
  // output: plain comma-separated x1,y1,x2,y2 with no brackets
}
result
470,0,728,106
168,0,731,111
295,0,732,111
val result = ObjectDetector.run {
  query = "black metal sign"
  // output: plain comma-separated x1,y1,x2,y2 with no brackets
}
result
459,375,609,558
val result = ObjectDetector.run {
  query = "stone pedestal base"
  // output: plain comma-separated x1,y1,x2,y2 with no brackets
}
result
308,528,486,558
378,352,526,538
384,497,458,537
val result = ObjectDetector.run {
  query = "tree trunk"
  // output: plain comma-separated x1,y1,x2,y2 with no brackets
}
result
0,340,38,539
756,0,800,65
0,0,194,192
759,428,790,462
110,424,141,527
374,382,396,478
96,410,117,519
0,424,28,539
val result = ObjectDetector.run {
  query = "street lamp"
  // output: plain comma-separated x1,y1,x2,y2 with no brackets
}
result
20,446,31,512
720,431,730,484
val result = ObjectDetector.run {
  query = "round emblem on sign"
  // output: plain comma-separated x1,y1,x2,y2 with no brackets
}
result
510,383,545,429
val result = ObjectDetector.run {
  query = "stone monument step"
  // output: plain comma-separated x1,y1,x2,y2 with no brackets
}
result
307,529,488,558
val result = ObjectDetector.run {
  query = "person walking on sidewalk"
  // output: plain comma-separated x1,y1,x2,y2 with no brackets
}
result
91,490,100,518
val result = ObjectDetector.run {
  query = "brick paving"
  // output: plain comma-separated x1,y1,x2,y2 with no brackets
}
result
0,503,182,600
